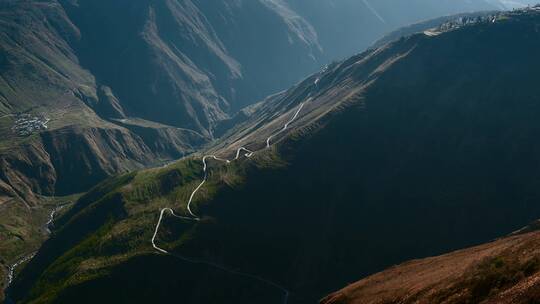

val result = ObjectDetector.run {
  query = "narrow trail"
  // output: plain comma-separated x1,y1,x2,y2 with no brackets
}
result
266,101,306,148
151,103,307,253
150,106,303,302
151,74,322,303
0,113,14,119
168,252,289,304
151,147,255,253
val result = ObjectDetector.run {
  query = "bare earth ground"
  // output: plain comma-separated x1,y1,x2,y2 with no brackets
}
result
322,230,540,304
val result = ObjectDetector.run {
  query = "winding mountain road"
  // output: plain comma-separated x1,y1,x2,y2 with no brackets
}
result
266,101,306,148
151,147,256,254
150,70,322,304
150,145,289,302
151,107,305,253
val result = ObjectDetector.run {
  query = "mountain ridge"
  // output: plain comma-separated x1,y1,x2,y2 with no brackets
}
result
321,227,540,304
5,2,502,298
5,2,540,303
0,0,515,215
8,7,540,303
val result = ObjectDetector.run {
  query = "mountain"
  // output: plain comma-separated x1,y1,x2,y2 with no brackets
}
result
321,224,540,304
371,11,498,49
0,0,521,295
7,7,540,304
0,0,518,207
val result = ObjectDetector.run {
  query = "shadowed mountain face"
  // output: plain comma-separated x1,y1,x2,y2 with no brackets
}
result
1,0,522,285
9,8,540,304
31,0,516,130
0,0,514,206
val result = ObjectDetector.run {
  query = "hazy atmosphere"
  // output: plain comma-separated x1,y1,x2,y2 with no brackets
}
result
2,1,540,303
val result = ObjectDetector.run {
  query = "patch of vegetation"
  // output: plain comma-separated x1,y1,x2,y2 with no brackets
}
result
54,173,136,230
13,190,129,303
0,194,80,302
127,158,202,203
0,194,79,262
432,254,540,304
468,256,540,302
26,219,117,303
12,10,540,303
9,153,263,303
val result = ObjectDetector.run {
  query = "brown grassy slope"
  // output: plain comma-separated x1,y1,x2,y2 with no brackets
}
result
321,229,540,304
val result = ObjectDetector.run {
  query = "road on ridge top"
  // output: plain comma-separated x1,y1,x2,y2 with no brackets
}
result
150,73,322,304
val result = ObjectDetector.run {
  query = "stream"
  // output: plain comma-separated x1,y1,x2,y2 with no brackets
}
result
3,204,66,303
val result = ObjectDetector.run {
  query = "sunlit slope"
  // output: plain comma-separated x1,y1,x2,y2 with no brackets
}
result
321,226,540,304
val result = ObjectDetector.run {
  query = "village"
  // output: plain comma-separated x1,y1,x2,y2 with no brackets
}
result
11,113,50,136
435,4,540,33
